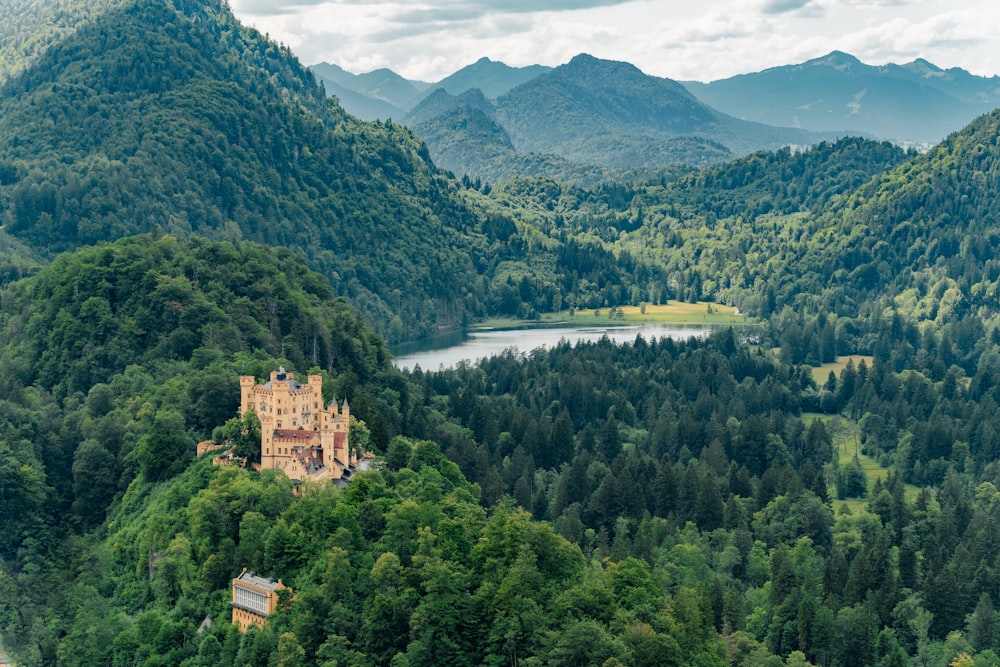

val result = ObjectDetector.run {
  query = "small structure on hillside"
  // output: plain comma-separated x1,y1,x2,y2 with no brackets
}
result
231,569,288,632
239,367,358,483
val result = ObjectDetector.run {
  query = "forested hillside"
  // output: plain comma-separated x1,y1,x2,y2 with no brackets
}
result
462,136,911,320
0,235,401,538
0,0,491,341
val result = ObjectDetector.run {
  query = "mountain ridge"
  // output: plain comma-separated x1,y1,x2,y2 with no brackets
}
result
683,50,1000,143
409,52,833,181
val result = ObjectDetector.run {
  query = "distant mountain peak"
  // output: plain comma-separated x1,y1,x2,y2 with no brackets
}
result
566,53,633,69
684,50,1000,144
558,53,653,81
806,51,863,71
909,57,943,72
434,57,550,99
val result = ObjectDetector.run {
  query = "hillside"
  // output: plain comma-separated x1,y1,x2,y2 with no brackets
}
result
804,108,1000,316
0,0,492,342
0,0,120,85
0,234,406,554
411,104,674,188
684,51,1000,144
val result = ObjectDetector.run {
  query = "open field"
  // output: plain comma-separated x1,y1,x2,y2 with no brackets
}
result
478,301,755,329
808,355,875,384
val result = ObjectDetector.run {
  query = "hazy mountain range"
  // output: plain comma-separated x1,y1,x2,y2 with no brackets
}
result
683,50,1000,145
312,51,999,183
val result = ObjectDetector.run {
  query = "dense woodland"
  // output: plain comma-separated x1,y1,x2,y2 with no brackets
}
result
6,239,1000,666
4,0,1000,665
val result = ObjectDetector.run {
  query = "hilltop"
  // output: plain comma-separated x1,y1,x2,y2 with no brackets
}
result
0,0,489,342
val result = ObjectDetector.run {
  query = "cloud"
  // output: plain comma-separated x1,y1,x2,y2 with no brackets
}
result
761,0,813,13
232,0,636,18
231,0,329,16
230,0,1000,83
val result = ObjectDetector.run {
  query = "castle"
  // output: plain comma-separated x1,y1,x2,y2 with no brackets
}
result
239,367,358,483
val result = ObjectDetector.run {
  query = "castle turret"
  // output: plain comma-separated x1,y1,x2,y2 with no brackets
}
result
239,375,256,416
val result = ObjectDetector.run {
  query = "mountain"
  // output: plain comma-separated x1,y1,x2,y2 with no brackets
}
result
409,53,832,181
433,56,551,98
312,71,406,120
309,61,428,119
684,51,1000,144
405,87,496,127
309,61,407,120
0,0,497,342
308,61,355,88
352,67,430,109
309,57,548,121
893,57,1000,105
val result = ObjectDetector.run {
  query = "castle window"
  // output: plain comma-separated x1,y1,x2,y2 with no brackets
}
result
234,586,268,616
277,421,282,428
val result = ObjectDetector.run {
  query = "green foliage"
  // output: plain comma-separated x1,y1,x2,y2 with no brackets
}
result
218,409,262,464
0,0,492,342
6,4,1000,667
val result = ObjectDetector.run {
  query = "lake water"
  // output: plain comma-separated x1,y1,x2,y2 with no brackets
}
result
391,323,715,371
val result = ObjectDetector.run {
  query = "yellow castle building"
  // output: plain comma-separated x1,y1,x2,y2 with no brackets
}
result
239,367,357,483
231,569,287,632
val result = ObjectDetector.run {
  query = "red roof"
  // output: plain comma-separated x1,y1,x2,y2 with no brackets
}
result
273,429,315,441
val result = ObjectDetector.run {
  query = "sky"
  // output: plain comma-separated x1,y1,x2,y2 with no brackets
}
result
227,0,1000,83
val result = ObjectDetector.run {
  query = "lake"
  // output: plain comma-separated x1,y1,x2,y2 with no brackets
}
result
391,323,715,371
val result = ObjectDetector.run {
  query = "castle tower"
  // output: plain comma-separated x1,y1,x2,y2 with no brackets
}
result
239,375,256,416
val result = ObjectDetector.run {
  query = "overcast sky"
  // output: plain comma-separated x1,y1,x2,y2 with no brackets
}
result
227,0,1000,83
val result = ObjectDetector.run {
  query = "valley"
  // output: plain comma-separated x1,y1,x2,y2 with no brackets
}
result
1,1,1000,666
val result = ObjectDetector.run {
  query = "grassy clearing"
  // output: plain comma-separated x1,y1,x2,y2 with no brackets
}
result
479,302,755,329
809,355,875,385
803,412,920,513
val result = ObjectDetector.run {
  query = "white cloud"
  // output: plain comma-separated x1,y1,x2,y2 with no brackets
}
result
228,0,1000,81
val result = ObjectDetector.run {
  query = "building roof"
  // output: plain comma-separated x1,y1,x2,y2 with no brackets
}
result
273,429,316,441
263,366,304,390
263,377,304,390
296,448,325,475
234,570,281,591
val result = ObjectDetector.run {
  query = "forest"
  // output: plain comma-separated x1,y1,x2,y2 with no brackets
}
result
4,234,1000,666
3,0,1000,665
